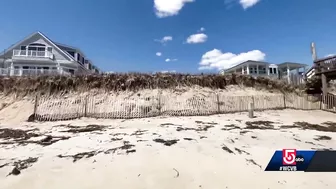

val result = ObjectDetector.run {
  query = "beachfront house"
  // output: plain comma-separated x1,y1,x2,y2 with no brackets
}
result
220,60,308,85
0,31,101,76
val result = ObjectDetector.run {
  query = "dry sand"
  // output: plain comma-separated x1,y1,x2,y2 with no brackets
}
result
0,109,336,189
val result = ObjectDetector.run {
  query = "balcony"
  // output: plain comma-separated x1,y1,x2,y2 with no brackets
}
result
13,50,54,59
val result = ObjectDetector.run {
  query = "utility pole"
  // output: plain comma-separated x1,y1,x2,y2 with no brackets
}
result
311,42,317,61
2,49,5,68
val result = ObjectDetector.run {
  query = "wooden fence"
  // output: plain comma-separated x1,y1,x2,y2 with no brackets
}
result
32,92,333,121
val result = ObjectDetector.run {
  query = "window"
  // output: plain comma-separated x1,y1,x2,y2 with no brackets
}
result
14,66,20,69
67,51,75,57
30,43,45,46
28,46,37,51
69,69,75,74
37,47,45,51
273,68,277,74
27,43,46,51
260,67,266,74
20,46,26,50
249,67,257,74
77,53,81,61
52,67,57,70
22,66,29,69
43,67,49,70
47,47,52,52
269,68,273,74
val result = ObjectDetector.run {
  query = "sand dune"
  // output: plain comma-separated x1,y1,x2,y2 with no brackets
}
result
0,109,335,189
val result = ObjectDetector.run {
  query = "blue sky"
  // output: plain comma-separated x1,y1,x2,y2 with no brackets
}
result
1,0,336,73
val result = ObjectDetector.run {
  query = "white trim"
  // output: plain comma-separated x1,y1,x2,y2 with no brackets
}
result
37,32,75,61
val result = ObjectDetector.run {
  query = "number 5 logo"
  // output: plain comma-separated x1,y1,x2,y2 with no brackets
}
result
282,149,296,165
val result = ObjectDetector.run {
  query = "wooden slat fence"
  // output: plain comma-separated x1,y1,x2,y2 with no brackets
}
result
33,92,335,121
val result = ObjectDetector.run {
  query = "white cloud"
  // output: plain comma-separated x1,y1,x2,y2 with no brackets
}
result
162,36,173,41
160,70,177,73
156,52,162,56
165,58,178,62
198,49,266,70
224,0,261,9
326,54,335,57
154,0,195,18
155,36,173,45
198,27,205,32
186,33,208,44
239,0,261,9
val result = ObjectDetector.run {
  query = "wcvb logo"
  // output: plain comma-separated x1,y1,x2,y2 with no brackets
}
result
282,149,297,165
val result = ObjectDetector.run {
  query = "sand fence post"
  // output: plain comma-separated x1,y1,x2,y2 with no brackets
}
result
157,89,162,115
33,94,39,120
216,93,220,113
248,97,254,118
84,95,88,117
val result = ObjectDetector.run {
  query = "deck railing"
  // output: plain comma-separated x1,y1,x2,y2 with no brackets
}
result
314,56,336,74
13,50,54,59
0,68,71,76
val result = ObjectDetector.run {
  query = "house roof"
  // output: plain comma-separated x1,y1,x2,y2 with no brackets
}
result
54,42,87,58
277,62,309,69
0,31,76,61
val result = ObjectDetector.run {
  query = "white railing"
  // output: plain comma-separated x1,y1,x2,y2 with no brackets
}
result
0,68,72,77
0,68,9,75
306,68,315,79
21,69,60,76
13,50,54,59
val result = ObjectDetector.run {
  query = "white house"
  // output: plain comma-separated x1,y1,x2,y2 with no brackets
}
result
220,60,308,84
0,31,101,76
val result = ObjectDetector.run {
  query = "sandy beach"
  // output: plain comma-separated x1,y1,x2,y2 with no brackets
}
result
0,109,335,189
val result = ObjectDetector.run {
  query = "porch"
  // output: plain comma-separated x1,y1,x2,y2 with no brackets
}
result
230,63,279,79
277,62,307,85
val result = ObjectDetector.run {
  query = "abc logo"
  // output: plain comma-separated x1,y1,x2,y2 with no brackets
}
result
295,155,305,164
282,149,305,165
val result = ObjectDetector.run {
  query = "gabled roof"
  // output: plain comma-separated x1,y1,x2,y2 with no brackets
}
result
0,31,75,61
